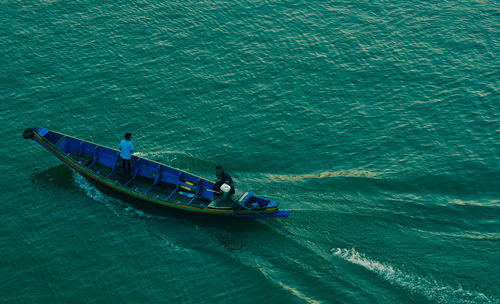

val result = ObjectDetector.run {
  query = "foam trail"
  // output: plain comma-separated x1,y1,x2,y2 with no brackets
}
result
71,170,168,221
331,248,494,304
133,151,187,171
133,151,178,161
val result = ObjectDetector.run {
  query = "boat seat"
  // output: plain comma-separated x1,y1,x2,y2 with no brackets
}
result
78,141,84,156
145,165,161,194
55,136,67,149
105,152,120,178
186,179,202,205
85,146,99,168
165,172,184,201
124,159,141,187
165,184,180,201
238,192,253,206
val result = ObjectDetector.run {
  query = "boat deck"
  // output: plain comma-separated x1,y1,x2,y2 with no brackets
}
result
69,153,212,208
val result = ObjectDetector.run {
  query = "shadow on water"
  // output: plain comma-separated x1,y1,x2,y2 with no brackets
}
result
30,164,76,190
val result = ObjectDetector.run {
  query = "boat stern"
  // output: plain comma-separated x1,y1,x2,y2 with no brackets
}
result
237,192,289,218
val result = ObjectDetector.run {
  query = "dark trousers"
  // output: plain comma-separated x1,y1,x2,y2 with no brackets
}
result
121,158,131,175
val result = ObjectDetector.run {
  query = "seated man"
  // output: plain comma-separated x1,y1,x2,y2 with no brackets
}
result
211,165,235,207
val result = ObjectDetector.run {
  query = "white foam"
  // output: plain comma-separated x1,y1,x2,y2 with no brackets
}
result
133,150,178,161
331,248,494,304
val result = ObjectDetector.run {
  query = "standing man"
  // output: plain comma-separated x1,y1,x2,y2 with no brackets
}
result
119,133,134,175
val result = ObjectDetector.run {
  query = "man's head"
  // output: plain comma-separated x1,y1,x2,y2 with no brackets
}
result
216,165,223,176
125,133,132,140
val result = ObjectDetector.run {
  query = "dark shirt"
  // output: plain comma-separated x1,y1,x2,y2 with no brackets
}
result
218,172,233,185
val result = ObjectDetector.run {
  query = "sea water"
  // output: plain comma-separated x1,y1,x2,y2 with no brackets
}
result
1,0,498,303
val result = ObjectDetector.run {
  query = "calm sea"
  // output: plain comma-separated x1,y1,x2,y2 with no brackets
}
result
2,0,499,303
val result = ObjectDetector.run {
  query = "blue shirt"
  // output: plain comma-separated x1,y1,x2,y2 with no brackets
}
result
119,139,134,159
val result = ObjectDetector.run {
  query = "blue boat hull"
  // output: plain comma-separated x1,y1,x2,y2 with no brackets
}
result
23,127,290,218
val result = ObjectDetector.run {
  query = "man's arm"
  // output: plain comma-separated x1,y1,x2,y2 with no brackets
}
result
224,173,233,185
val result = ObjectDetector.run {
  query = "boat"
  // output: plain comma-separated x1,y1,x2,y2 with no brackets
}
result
23,127,290,218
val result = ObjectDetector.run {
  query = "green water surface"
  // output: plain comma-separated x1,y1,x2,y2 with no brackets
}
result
1,0,499,303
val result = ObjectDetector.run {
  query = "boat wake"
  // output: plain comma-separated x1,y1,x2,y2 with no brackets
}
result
331,248,494,304
266,170,380,182
71,170,168,221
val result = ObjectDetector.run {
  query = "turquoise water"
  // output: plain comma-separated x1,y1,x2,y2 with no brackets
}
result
2,0,499,303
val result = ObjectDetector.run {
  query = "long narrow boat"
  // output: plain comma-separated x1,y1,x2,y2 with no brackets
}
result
23,127,290,218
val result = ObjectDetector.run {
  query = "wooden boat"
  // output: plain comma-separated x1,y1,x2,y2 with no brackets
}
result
23,127,290,218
